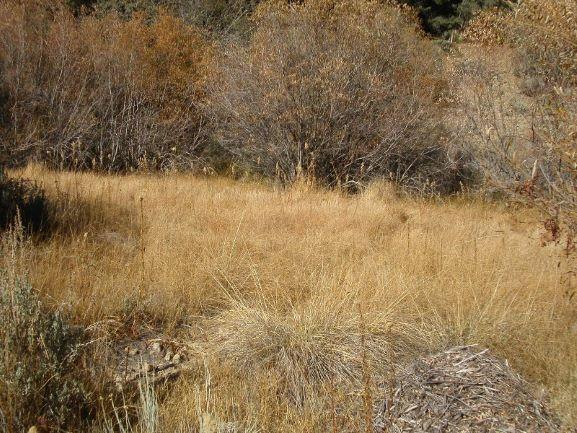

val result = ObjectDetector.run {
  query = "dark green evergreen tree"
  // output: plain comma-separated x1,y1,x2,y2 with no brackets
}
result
66,0,97,14
400,0,508,37
63,0,508,36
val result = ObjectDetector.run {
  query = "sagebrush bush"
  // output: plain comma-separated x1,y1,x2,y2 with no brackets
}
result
0,0,212,171
0,225,88,431
208,0,469,191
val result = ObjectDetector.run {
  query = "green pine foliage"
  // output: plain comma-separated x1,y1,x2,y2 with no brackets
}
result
64,0,509,36
400,0,509,37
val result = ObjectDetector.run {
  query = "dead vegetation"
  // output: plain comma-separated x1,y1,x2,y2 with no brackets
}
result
0,0,212,171
208,0,462,190
1,0,577,431
464,0,577,87
208,296,420,403
462,0,577,221
458,0,577,300
1,164,574,431
378,345,560,432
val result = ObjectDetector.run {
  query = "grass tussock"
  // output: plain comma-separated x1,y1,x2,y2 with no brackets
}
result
4,164,576,431
208,293,420,402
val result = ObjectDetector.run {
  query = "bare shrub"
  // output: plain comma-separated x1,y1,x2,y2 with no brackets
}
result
456,3,577,318
516,0,577,88
171,0,262,35
455,56,576,219
504,0,577,226
0,0,212,171
461,0,577,226
208,0,469,191
465,0,577,87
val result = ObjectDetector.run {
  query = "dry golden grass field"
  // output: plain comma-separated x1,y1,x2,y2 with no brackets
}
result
1,0,577,430
6,164,577,431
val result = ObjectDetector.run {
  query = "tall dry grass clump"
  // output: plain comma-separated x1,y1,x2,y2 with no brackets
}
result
208,0,469,191
209,293,421,402
9,165,577,429
0,0,213,171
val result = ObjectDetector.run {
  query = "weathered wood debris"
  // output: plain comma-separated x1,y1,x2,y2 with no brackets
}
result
376,345,560,432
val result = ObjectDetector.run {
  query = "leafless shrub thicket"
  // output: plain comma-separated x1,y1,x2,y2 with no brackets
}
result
462,0,577,227
0,0,212,172
170,0,262,34
208,0,471,191
464,0,577,87
456,1,577,308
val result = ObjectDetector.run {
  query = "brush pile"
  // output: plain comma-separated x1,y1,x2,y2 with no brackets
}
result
376,345,559,432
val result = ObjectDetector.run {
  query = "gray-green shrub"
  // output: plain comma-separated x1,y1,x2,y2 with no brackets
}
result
0,227,88,430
